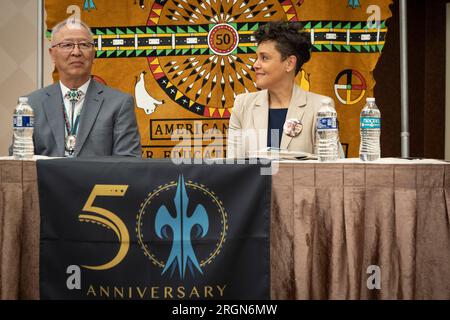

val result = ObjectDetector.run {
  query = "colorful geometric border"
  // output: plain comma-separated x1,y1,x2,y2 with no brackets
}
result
81,20,387,58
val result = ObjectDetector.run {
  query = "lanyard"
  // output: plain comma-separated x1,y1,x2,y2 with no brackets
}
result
63,102,81,136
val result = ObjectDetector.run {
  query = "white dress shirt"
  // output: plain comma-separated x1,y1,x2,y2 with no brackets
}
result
60,78,91,156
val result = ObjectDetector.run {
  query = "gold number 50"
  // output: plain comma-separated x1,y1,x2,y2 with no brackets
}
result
78,185,129,270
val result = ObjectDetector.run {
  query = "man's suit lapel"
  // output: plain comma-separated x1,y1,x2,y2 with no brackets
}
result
280,85,307,150
74,80,104,156
43,83,65,155
253,90,269,150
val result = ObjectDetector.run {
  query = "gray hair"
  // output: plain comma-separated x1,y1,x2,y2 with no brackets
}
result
51,17,93,44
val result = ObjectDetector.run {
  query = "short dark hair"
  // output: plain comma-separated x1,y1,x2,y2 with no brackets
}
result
254,21,311,75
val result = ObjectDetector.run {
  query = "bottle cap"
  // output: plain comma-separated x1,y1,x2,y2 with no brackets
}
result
366,97,375,102
18,97,28,103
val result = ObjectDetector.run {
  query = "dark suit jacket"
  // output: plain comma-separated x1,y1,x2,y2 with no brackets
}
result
12,80,141,157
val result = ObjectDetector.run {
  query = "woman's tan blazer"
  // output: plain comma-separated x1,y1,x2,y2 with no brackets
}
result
227,84,335,158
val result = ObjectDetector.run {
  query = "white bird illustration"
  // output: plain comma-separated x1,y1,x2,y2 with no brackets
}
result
134,71,164,115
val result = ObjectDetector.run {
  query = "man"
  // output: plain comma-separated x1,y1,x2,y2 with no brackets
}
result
12,17,141,157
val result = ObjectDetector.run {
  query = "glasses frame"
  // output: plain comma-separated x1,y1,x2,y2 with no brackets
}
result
51,42,95,51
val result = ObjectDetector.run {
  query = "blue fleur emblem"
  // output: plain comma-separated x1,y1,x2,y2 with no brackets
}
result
155,175,209,279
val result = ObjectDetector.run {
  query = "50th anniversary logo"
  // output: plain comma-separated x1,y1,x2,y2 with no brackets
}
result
38,159,270,300
67,176,228,299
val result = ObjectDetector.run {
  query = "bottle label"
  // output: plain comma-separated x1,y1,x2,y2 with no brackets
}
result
13,115,34,128
316,117,337,130
360,117,381,129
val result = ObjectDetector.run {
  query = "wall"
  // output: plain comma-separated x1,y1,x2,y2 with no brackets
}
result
0,0,52,156
375,0,447,159
447,3,450,161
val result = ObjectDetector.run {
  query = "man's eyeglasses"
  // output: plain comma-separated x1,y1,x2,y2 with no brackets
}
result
52,42,95,51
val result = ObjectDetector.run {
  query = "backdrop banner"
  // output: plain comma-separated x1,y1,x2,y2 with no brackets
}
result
37,158,271,299
45,0,392,158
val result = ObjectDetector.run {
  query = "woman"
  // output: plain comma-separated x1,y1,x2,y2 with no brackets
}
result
227,21,336,158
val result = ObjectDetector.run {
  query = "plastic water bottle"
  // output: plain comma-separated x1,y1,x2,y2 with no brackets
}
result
359,97,381,161
316,99,339,161
13,97,34,160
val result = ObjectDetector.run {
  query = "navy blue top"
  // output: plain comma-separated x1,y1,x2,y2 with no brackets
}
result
267,108,288,148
